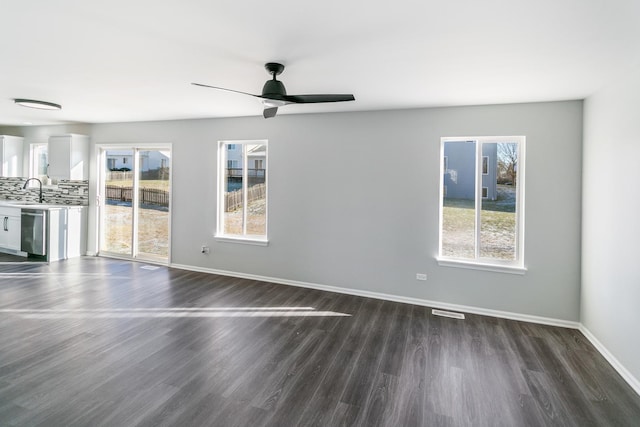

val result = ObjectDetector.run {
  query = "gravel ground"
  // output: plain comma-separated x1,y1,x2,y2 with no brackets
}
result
102,204,169,257
442,185,517,260
223,199,266,235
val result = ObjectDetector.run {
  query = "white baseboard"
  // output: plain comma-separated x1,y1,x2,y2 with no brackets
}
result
579,325,640,397
169,263,580,329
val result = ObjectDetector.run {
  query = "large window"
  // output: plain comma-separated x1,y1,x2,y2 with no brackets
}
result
217,140,268,242
438,136,525,272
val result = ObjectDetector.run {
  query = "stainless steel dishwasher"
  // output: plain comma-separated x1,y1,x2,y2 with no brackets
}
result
21,209,47,256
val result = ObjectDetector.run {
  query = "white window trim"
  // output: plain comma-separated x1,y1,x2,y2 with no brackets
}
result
215,139,269,244
438,136,526,272
482,186,488,199
214,235,269,246
482,156,489,175
436,258,527,274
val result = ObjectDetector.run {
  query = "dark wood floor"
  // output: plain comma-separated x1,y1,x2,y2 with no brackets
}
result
0,252,41,263
1,258,639,426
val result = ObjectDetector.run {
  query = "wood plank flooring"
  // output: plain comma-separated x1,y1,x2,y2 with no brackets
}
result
0,253,40,263
1,257,639,426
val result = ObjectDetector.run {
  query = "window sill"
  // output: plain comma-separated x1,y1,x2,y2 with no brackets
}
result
214,235,269,246
436,257,526,275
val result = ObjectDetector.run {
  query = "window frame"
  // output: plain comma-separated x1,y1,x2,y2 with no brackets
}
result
215,140,268,245
437,136,526,274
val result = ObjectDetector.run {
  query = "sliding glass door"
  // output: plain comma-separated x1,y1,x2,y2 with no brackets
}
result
99,146,171,263
136,149,171,260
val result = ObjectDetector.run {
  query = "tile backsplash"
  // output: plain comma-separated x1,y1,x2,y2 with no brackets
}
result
0,177,89,205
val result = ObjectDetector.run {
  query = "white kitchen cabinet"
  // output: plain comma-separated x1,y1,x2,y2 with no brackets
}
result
48,206,87,261
0,135,24,177
48,134,89,181
0,206,21,251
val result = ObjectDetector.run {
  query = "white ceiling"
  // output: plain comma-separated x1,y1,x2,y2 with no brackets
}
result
2,0,639,126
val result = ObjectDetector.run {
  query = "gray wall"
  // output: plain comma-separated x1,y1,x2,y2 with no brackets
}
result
84,100,583,321
582,65,640,382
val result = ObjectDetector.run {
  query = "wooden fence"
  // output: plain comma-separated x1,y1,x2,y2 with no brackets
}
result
105,183,263,210
226,168,266,179
106,171,134,181
105,186,170,207
107,170,170,181
225,183,266,212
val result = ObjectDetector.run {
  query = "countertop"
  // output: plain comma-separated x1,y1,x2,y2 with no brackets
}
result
0,201,86,211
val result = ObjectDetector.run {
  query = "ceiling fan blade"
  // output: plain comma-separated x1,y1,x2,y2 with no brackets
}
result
191,83,258,98
263,106,278,118
283,94,355,104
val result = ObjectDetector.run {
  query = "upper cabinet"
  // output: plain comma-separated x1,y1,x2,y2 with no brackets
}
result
0,135,24,177
48,134,89,181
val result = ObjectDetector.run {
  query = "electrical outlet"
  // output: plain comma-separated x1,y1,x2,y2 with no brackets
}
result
416,273,427,281
201,245,210,254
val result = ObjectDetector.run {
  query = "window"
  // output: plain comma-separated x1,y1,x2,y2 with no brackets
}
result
438,136,525,272
30,143,48,184
217,140,268,243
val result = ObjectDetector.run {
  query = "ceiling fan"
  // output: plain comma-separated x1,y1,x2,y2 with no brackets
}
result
192,62,355,118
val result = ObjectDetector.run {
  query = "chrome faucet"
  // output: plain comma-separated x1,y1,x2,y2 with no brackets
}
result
23,178,44,203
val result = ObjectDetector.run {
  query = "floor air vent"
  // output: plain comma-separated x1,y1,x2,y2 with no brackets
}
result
432,309,465,320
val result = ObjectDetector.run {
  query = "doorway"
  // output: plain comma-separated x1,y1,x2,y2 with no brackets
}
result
99,146,171,264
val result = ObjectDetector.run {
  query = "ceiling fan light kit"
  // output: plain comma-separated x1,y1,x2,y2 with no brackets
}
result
193,62,355,118
14,98,62,110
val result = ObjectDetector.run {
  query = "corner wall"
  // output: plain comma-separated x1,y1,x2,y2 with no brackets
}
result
582,65,640,387
88,101,583,321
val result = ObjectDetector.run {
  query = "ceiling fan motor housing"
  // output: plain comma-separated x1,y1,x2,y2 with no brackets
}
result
262,79,287,99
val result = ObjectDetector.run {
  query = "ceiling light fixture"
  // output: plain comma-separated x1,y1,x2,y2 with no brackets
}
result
14,98,62,110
